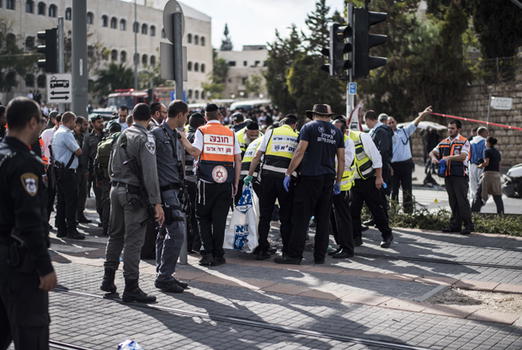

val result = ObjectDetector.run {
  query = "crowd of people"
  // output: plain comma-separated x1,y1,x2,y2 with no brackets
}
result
0,95,505,348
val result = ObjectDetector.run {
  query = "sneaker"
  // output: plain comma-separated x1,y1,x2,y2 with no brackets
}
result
173,278,188,289
380,235,394,248
155,280,184,293
332,249,354,259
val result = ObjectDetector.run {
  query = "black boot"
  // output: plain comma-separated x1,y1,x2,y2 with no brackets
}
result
122,279,156,303
100,268,117,294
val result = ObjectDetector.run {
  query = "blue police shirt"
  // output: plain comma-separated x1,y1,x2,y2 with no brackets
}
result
391,122,416,163
298,120,344,176
52,125,80,169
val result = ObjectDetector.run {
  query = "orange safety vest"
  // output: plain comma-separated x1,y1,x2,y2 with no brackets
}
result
437,134,468,177
39,137,49,165
197,123,235,184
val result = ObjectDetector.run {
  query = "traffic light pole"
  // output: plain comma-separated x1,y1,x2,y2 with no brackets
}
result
346,3,355,123
57,17,65,113
172,13,184,100
72,0,88,116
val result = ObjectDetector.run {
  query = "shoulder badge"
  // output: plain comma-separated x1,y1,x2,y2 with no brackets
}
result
20,172,39,196
145,134,156,154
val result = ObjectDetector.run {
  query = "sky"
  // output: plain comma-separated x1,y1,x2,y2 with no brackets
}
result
138,0,346,49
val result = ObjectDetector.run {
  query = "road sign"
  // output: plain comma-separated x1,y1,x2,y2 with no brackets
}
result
163,0,184,43
47,73,72,103
160,43,187,81
348,82,357,95
490,96,513,110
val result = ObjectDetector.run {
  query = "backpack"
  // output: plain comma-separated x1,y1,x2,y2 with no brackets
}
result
94,132,120,181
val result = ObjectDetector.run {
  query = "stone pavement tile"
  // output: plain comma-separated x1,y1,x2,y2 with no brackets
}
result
340,293,392,306
261,282,311,296
296,288,342,302
466,309,520,325
377,298,426,312
419,304,482,318
453,279,500,291
175,269,208,281
494,283,522,294
413,275,458,286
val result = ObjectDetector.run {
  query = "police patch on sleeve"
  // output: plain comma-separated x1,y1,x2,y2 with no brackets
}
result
145,135,156,154
20,173,39,196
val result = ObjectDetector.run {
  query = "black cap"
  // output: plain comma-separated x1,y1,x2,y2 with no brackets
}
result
205,104,219,113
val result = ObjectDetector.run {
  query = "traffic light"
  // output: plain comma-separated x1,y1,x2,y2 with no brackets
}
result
321,23,353,78
37,28,58,73
353,8,388,79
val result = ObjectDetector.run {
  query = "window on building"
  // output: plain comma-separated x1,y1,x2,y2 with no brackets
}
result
110,17,117,29
111,49,118,61
201,36,205,46
37,2,46,15
102,15,108,27
161,28,166,39
141,24,148,35
187,62,192,71
194,35,199,45
194,63,199,72
254,60,260,67
195,90,199,99
6,33,16,48
201,63,205,73
228,61,236,67
188,89,193,99
48,4,57,17
6,0,15,10
150,25,156,37
65,7,71,20
142,54,148,66
87,12,94,25
120,19,126,31
37,74,46,88
187,34,192,44
201,91,206,99
243,61,247,67
25,36,35,49
25,74,35,87
121,51,127,62
26,0,34,13
150,55,156,66
133,22,139,33
242,77,247,85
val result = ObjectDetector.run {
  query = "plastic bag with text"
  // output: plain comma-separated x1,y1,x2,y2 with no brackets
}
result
224,184,259,253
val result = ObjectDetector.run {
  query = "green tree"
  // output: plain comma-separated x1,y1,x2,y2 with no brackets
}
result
138,64,166,90
304,0,331,55
202,49,229,99
92,63,134,99
220,23,233,51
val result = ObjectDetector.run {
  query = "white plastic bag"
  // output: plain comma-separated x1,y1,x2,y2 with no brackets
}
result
224,184,259,253
118,340,143,350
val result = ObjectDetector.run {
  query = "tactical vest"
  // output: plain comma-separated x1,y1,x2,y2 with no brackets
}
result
184,128,197,183
197,123,235,184
241,137,262,178
236,127,248,153
261,125,298,177
437,135,468,177
349,130,375,180
340,134,355,191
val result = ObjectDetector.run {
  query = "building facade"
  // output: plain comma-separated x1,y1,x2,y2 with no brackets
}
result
218,45,268,100
0,0,212,105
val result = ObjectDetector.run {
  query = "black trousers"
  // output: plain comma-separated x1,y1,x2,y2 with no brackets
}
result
98,180,111,234
351,176,392,240
287,175,334,260
185,181,201,251
471,183,504,214
257,175,293,254
196,181,232,258
55,168,78,234
391,159,414,213
77,170,88,218
331,191,354,254
46,166,56,222
445,176,473,230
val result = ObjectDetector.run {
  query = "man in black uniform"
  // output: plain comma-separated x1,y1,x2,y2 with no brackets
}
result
0,105,6,140
0,97,57,350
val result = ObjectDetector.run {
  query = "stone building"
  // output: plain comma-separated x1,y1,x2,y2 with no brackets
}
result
0,0,212,105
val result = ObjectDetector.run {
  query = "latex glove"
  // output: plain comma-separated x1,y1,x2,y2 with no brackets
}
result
333,182,341,195
243,175,253,186
283,175,291,192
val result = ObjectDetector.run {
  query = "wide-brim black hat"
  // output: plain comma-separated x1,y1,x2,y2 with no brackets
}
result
305,104,335,118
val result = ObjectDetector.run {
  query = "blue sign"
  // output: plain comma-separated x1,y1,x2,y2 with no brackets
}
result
348,82,357,95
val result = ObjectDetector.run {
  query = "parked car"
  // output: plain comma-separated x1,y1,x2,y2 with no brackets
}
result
502,163,522,198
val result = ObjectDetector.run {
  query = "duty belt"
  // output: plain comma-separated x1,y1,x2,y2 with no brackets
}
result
160,183,182,192
111,181,141,194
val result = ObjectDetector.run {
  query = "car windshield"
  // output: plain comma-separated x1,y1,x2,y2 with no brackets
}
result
107,96,134,110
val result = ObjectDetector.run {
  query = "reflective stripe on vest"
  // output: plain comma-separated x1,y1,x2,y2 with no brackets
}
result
340,134,355,191
349,130,374,180
437,135,468,177
197,123,235,183
241,137,262,177
236,128,248,152
262,125,298,176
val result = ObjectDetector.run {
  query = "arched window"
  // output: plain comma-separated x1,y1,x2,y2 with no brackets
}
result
120,19,126,31
201,91,206,99
121,51,127,62
65,7,71,20
187,62,192,71
201,36,205,46
110,17,117,29
194,35,199,45
150,55,156,66
141,24,148,35
161,28,166,39
133,22,139,33
48,4,57,17
25,36,35,49
195,90,199,99
25,74,35,87
101,15,108,27
111,49,118,61
87,12,94,25
37,2,46,15
188,89,193,99
187,34,192,44
150,25,156,37
37,74,46,88
201,63,205,73
194,62,199,72
6,33,16,48
6,0,16,10
26,0,34,13
142,54,148,66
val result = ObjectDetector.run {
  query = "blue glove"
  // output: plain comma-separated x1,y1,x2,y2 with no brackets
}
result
382,182,387,189
243,175,253,186
283,175,291,192
438,159,447,176
333,182,341,195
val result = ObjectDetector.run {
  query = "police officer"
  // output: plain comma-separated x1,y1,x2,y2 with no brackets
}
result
83,114,106,225
180,104,241,267
52,112,84,239
244,114,299,260
101,103,165,303
184,113,206,253
275,104,345,265
74,116,90,223
151,100,191,293
236,120,260,156
429,119,473,235
0,97,57,349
